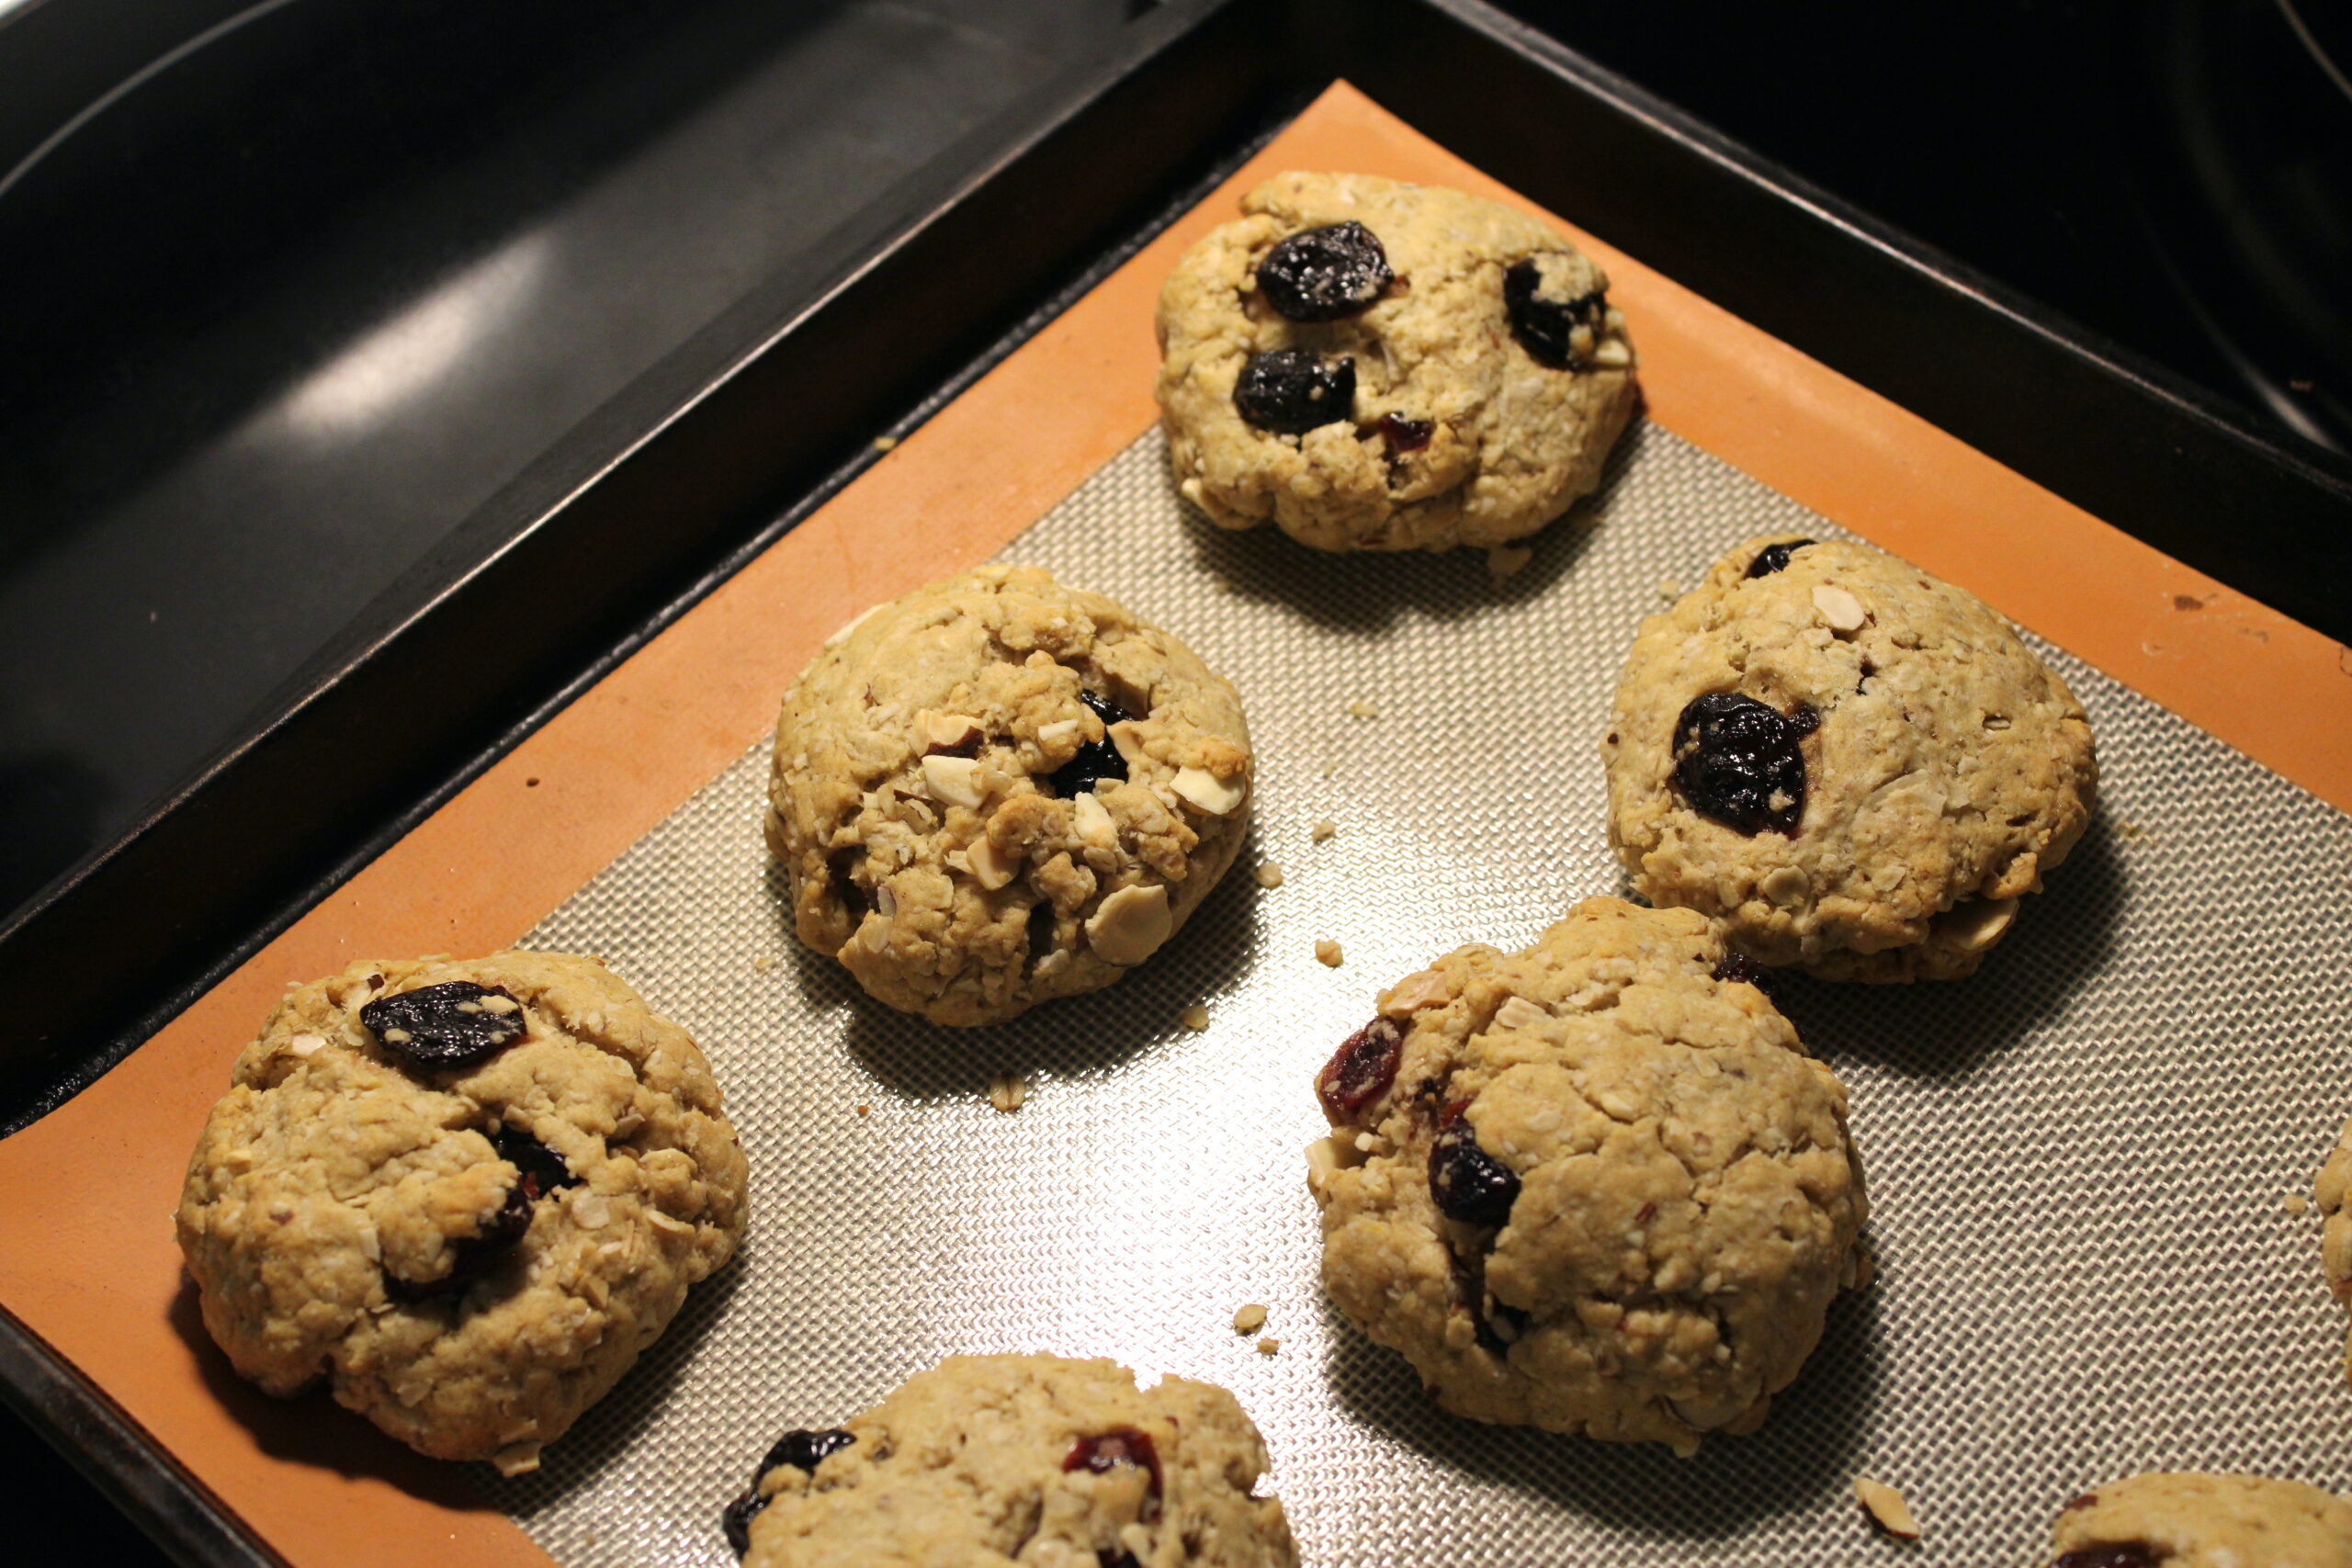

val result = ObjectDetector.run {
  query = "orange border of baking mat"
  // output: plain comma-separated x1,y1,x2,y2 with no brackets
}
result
4,82,2346,1568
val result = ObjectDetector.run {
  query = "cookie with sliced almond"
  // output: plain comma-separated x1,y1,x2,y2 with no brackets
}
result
766,564,1253,1025
1603,534,2097,982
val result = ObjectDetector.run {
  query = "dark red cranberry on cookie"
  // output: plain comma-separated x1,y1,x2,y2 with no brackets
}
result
1256,221,1393,321
1670,693,1816,837
1317,1016,1405,1123
360,981,526,1070
1234,350,1355,435
1503,257,1609,369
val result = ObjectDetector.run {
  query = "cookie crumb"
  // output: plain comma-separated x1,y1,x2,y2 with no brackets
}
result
1232,1303,1268,1335
1320,762,1338,780
2287,1192,2312,1215
1311,819,1337,843
1315,940,1344,967
753,954,775,974
1346,698,1381,720
1854,1476,1921,1540
1255,1337,1280,1356
1253,862,1284,888
1486,544,1533,580
1180,1005,1211,1032
872,434,899,452
525,777,540,787
855,1103,871,1117
987,1073,1027,1113
1655,577,1682,602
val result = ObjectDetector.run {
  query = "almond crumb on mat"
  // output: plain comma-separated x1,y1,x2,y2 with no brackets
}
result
1311,819,1337,843
1180,1005,1211,1032
1255,1337,1280,1356
1655,577,1681,602
1232,1303,1268,1335
1315,940,1344,967
1854,1477,1920,1540
2287,1192,2312,1215
1346,698,1381,719
1320,762,1338,780
872,434,898,452
753,954,775,974
1486,544,1532,580
987,1073,1027,1113
1253,862,1285,888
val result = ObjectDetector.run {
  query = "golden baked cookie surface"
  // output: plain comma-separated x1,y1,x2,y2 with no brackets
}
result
1307,897,1868,1453
175,950,748,1473
1604,535,2098,980
1155,171,1636,553
767,564,1252,1026
2047,1473,2352,1567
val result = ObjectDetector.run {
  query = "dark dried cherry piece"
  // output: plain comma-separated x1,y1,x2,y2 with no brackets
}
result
1745,538,1815,578
490,1124,580,1198
1046,689,1131,798
1430,1100,1520,1225
361,981,526,1070
1670,693,1817,837
1256,221,1393,321
383,1179,534,1303
1316,1016,1404,1123
1503,257,1608,369
1710,951,1782,999
1234,349,1354,435
1063,1427,1162,1517
1371,413,1432,454
723,1428,855,1556
2054,1549,2158,1568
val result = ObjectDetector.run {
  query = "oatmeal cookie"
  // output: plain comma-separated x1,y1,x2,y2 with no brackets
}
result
2314,1114,2352,1371
2042,1473,2352,1566
767,565,1253,1026
1604,535,2097,981
724,1354,1295,1567
175,951,748,1474
1307,897,1868,1453
1155,170,1637,553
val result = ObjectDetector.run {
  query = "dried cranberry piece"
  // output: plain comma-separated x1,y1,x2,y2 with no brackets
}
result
1670,693,1816,837
1745,539,1815,578
1430,1100,1520,1225
360,981,526,1070
1316,1017,1404,1123
1063,1427,1162,1517
723,1428,855,1556
1046,690,1131,798
1256,221,1393,321
1503,257,1608,369
2054,1548,2158,1568
1710,951,1782,998
1234,350,1355,434
1372,413,1432,454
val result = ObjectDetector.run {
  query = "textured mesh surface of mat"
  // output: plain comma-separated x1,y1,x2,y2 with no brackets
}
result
485,422,2352,1565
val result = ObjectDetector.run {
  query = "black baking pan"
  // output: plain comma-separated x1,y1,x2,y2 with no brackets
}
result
4,0,2350,1556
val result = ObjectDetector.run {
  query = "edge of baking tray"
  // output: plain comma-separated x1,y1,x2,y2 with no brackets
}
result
3,2,2350,1551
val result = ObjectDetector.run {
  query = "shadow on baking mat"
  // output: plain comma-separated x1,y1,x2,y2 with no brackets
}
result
831,832,1265,1101
1172,423,1638,635
165,1277,506,1510
1315,1281,1882,1537
1787,811,2129,1079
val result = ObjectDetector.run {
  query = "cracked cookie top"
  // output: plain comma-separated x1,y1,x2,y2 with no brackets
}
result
729,1354,1296,1568
1154,171,1637,553
1604,535,2098,981
2045,1473,2352,1567
766,565,1253,1027
1307,897,1868,1453
175,950,749,1474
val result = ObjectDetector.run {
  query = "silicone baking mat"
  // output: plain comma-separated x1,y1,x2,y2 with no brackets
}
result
485,420,2352,1566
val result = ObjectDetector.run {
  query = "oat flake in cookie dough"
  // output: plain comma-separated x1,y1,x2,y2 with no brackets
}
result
2041,1473,2352,1566
175,952,749,1474
1605,535,2097,981
1155,171,1637,553
1308,898,1869,1453
724,1354,1296,1567
768,565,1252,1026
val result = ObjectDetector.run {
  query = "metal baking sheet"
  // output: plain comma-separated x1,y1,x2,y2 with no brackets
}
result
488,419,2352,1565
